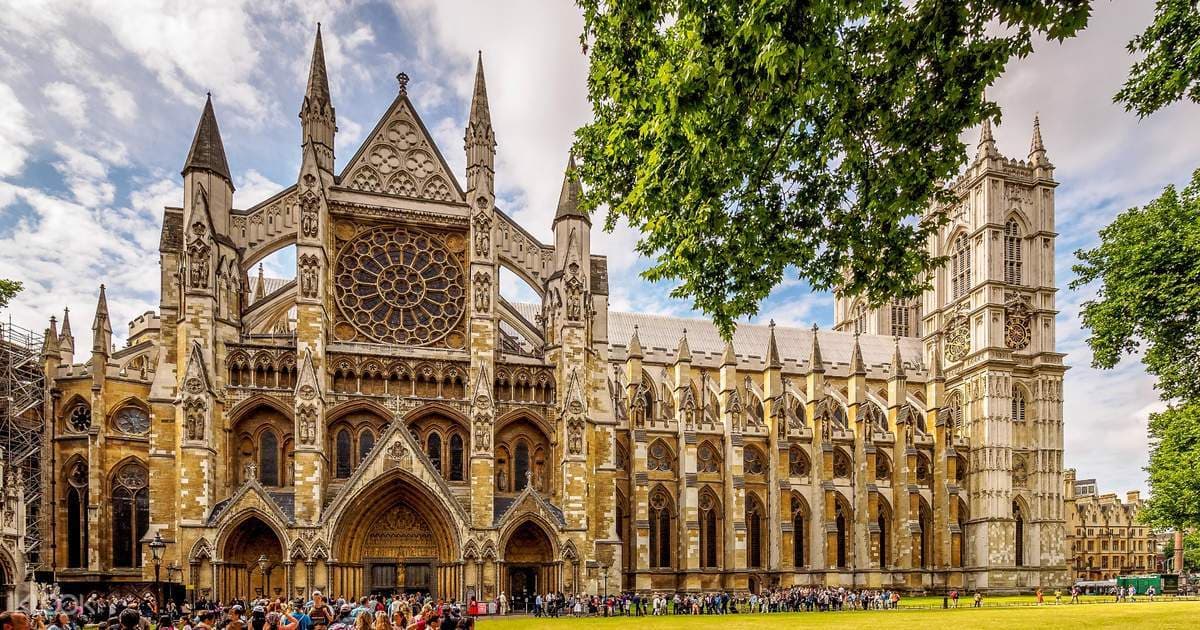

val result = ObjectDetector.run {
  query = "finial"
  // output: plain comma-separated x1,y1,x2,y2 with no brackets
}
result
396,72,409,95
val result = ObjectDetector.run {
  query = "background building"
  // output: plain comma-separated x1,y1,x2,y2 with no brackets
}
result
1064,469,1159,582
31,29,1067,600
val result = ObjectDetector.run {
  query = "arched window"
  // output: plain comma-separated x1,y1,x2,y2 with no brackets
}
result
743,447,766,475
852,302,868,334
890,300,910,337
699,489,720,568
919,501,933,568
747,495,764,568
647,440,673,472
792,494,807,568
427,432,443,475
66,461,88,568
878,509,890,568
1004,219,1022,285
789,446,810,477
358,429,376,464
514,441,529,491
697,442,720,473
259,429,279,486
111,461,149,568
835,501,849,568
649,488,672,568
449,433,465,481
335,428,352,479
833,449,852,479
1011,386,1026,422
958,499,969,567
1014,501,1025,566
951,233,971,300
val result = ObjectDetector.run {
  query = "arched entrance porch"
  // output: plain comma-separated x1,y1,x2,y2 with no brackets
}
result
218,514,285,602
332,471,462,600
499,519,557,603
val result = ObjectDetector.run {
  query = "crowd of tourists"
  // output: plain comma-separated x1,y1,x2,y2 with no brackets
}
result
495,586,914,616
0,590,473,630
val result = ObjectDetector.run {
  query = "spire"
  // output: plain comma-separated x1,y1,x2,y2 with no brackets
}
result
809,324,824,373
254,263,266,300
182,94,233,184
468,51,492,132
722,338,737,367
765,320,782,369
890,336,905,379
91,284,112,354
303,23,332,115
627,325,644,359
976,117,998,161
553,152,588,225
1029,114,1049,166
465,51,496,195
676,329,692,363
42,316,60,359
59,307,73,344
850,332,866,375
930,343,944,381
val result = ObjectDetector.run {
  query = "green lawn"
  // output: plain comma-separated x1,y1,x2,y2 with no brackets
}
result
477,600,1200,629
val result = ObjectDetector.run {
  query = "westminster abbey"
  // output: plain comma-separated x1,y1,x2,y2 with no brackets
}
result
32,27,1067,602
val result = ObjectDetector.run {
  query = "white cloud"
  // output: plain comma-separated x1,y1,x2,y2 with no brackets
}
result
43,81,88,124
235,169,285,208
0,81,33,176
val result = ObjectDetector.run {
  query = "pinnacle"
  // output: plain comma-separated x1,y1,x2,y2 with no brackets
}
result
182,94,232,183
765,319,782,370
809,323,824,373
850,332,866,375
976,117,999,161
722,338,737,367
469,51,491,125
627,324,644,359
890,336,906,379
554,151,587,224
677,328,692,362
303,23,332,112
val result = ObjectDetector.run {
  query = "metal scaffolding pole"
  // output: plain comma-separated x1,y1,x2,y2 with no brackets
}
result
1,316,46,577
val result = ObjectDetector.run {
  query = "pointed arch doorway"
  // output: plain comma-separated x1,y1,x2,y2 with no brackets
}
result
501,520,557,600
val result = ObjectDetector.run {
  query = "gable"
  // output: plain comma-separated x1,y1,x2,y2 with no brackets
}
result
339,94,464,204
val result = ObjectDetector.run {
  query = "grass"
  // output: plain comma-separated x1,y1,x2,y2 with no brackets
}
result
476,600,1200,629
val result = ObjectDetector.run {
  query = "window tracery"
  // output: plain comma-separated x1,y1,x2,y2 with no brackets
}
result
113,405,150,435
951,233,971,300
69,403,91,433
833,448,852,479
332,225,466,348
111,461,149,568
648,440,674,472
788,446,810,477
1004,218,1023,285
697,442,720,473
743,446,765,475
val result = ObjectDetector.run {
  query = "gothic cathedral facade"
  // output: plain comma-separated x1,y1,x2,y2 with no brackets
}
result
37,30,1066,601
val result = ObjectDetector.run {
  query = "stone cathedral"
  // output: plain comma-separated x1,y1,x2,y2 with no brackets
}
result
35,29,1067,602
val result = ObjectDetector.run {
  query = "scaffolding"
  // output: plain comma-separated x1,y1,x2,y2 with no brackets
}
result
0,317,45,575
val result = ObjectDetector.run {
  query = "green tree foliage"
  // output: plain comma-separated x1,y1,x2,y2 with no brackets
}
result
573,0,1090,336
1071,170,1200,404
1073,170,1200,531
1115,0,1200,117
0,278,21,309
1139,403,1200,531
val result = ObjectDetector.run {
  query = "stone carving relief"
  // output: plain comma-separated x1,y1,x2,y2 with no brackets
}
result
298,253,320,298
945,315,970,362
473,271,491,313
183,398,206,442
297,404,318,446
300,191,319,239
1005,295,1033,350
344,102,461,204
472,211,491,257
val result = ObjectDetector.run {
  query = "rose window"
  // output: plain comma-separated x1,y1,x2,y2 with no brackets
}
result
945,317,970,362
334,226,465,346
69,404,91,432
114,406,151,435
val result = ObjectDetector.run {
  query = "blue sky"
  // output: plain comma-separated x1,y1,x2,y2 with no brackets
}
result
1,1,1197,495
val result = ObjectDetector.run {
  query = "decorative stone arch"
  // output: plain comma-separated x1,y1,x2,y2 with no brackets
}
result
742,442,768,476
832,491,855,568
189,537,214,562
695,439,722,473
495,407,555,443
215,507,291,561
60,392,92,433
214,508,289,601
497,513,560,563
105,395,152,435
227,394,294,425
497,257,547,300
698,484,724,569
875,492,895,568
288,539,309,562
942,224,972,256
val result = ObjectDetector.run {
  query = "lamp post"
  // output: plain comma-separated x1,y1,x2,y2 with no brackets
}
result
149,531,166,613
257,554,270,598
166,563,181,608
599,561,609,610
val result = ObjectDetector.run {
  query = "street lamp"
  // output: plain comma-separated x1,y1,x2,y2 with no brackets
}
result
599,561,609,606
257,554,270,598
166,563,181,607
149,531,167,612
